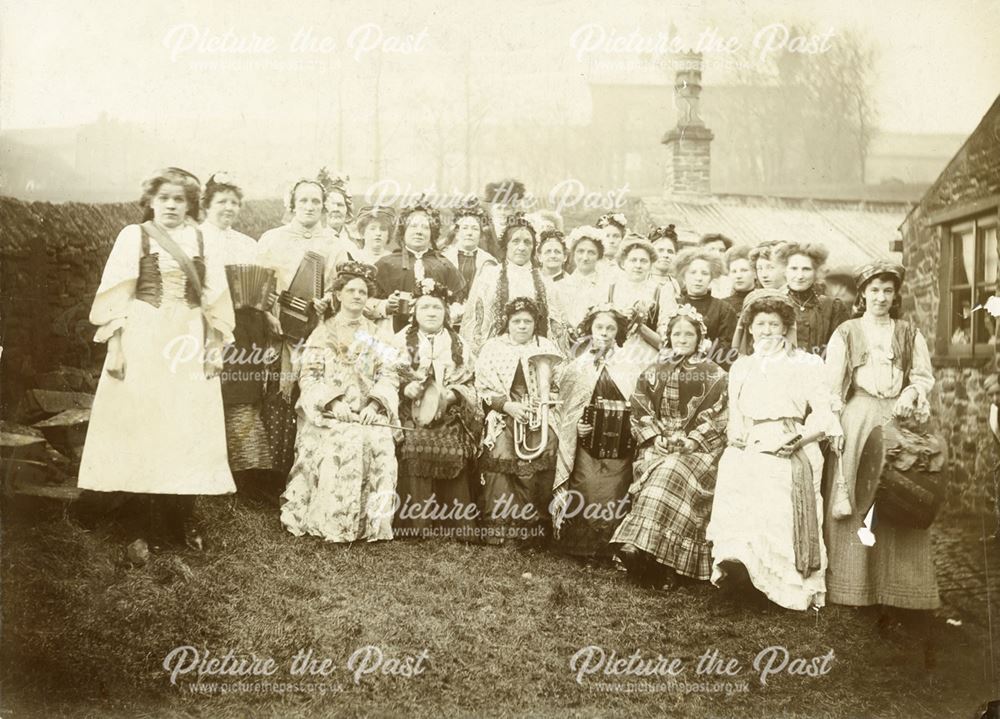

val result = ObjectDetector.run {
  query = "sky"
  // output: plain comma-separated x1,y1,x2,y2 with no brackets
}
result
1,0,998,135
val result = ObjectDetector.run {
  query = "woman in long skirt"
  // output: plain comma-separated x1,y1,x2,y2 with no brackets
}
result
475,297,563,545
280,262,400,543
611,306,728,586
552,304,641,557
823,261,939,611
391,278,482,540
199,172,277,499
707,290,841,610
78,167,236,551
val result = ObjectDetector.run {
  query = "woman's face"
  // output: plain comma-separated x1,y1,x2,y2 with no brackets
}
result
729,258,755,292
750,311,787,353
455,217,482,250
404,212,432,252
362,220,390,253
505,228,534,266
573,240,600,274
590,312,619,349
325,192,348,230
622,247,652,281
755,258,781,289
652,238,676,272
539,240,566,273
336,277,369,314
152,182,188,229
683,259,713,296
669,318,700,355
293,184,324,229
206,189,241,230
602,226,623,259
414,295,446,334
785,253,817,292
863,277,896,318
507,310,536,344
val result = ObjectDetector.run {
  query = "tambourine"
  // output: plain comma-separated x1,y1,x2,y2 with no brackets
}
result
412,377,444,427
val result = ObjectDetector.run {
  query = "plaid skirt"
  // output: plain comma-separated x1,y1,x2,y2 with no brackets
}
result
611,444,719,580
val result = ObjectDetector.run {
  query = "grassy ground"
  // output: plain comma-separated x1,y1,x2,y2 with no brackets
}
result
1,495,994,718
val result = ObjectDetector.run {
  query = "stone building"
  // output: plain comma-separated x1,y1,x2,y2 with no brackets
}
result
899,93,1000,514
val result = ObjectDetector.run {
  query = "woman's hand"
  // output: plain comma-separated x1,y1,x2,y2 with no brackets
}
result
312,294,332,316
677,438,698,454
265,312,284,338
577,421,593,439
654,435,679,455
728,437,746,450
829,434,845,455
358,403,381,425
325,400,353,423
204,353,224,380
106,333,126,381
403,381,424,400
504,401,530,423
893,386,919,420
385,292,401,316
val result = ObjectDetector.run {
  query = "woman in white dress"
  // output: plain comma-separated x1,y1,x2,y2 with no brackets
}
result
707,290,841,610
78,167,236,551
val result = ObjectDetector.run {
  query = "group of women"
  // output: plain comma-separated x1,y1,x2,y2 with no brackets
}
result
77,168,939,620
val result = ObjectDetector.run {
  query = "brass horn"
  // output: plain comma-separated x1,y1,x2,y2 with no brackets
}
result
513,357,558,461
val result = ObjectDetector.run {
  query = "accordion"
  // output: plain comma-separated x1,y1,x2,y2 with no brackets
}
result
580,399,635,459
279,251,325,341
225,264,277,311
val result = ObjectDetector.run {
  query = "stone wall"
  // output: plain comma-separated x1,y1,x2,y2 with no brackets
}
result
0,197,285,415
900,95,1000,517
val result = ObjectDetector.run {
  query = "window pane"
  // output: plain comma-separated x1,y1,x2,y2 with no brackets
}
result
951,289,973,347
974,285,998,346
952,230,974,285
982,225,998,289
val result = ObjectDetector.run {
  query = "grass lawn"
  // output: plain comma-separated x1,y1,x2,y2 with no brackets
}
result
1,495,994,718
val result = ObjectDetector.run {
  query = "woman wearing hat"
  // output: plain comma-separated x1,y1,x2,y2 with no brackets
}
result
461,213,570,360
707,290,841,610
558,226,611,328
698,233,735,300
596,212,628,281
775,242,850,356
353,205,396,264
551,304,642,557
281,261,400,543
475,297,564,545
607,234,678,371
611,306,728,587
370,198,466,334
390,278,482,540
78,167,235,551
665,248,739,369
318,168,357,250
442,200,500,310
648,225,682,296
824,261,938,610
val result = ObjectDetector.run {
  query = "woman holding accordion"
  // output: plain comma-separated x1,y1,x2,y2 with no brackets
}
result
611,306,728,587
280,262,400,544
475,297,563,545
391,278,482,540
551,304,642,558
199,172,277,496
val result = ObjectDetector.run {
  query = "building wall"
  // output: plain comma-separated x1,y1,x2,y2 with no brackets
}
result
900,96,1000,517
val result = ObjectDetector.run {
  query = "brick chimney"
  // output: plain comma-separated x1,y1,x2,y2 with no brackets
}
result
662,52,713,196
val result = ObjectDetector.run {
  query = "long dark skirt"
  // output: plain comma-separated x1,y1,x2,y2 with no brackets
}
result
555,449,632,557
480,424,557,544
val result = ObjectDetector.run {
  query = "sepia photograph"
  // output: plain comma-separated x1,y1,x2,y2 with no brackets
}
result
1,0,999,716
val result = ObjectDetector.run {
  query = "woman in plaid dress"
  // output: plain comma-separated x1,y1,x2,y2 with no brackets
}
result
611,306,729,586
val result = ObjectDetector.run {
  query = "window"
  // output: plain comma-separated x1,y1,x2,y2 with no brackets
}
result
945,214,998,357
